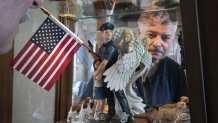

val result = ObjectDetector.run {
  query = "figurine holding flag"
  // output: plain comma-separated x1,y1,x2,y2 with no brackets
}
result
93,22,134,123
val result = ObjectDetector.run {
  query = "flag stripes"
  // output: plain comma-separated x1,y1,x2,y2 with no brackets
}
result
37,36,75,86
21,49,44,75
26,52,48,79
12,34,81,90
31,34,71,82
11,16,82,91
43,39,81,90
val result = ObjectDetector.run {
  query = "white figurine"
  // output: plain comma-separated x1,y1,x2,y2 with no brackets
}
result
103,27,152,115
120,112,130,123
67,97,95,123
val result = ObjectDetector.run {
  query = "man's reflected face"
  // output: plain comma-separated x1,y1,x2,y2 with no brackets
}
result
103,29,113,43
137,13,177,64
0,0,43,54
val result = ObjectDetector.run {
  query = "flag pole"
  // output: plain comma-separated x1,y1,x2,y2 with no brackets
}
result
40,7,51,16
40,7,100,62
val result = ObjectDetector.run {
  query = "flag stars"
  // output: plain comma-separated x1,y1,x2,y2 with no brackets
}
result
31,18,66,54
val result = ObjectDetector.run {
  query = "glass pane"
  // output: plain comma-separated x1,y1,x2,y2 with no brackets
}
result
10,0,190,123
70,0,190,123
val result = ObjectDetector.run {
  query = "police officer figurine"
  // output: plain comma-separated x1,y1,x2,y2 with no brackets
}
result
93,22,134,123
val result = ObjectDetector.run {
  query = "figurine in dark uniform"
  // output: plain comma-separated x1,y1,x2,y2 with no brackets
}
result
93,22,133,123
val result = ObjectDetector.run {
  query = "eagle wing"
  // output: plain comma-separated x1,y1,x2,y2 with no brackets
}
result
103,27,151,91
103,50,140,91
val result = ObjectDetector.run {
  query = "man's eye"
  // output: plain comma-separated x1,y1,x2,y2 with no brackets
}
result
161,35,170,42
147,33,156,39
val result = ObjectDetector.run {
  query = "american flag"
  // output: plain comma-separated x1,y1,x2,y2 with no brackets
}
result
11,16,81,91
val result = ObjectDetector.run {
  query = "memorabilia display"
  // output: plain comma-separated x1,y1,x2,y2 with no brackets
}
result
59,0,190,123
50,0,190,122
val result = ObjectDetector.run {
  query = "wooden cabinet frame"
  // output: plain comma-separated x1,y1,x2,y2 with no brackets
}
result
180,0,207,122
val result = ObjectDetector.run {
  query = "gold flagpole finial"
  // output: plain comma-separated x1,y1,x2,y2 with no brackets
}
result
40,7,51,16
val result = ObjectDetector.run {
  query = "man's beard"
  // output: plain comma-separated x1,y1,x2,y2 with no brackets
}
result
148,46,168,64
148,46,164,54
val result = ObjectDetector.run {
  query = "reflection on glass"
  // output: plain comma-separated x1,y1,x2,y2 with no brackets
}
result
67,0,190,123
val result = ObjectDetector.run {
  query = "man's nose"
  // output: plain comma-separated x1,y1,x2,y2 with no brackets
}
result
152,36,162,47
30,0,43,8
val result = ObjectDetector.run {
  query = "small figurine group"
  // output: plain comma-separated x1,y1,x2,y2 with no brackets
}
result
92,22,152,123
92,22,134,123
67,97,95,123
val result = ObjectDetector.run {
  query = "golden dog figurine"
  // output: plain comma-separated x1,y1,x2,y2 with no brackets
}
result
148,101,187,123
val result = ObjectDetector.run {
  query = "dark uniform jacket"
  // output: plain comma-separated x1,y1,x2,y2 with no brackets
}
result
134,57,188,107
98,40,118,70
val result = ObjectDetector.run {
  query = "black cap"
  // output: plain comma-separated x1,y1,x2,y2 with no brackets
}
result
99,22,114,32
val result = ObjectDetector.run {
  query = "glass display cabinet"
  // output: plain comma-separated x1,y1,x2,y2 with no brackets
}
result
2,0,212,123
55,0,200,123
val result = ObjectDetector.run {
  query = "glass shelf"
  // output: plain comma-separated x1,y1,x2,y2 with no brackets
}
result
58,0,180,20
78,7,178,19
